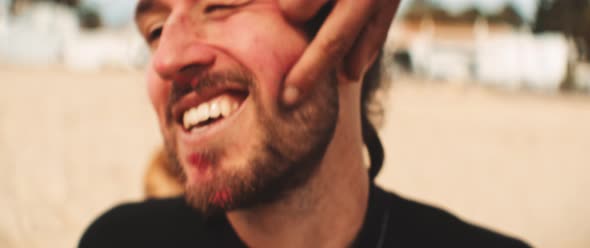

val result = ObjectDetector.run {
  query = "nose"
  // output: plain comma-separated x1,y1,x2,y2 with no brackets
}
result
152,12,216,81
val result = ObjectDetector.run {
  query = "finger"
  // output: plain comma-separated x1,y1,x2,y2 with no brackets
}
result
345,0,400,81
279,0,329,22
283,0,374,106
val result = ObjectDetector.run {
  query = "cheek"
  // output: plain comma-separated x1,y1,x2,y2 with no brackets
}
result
146,67,169,123
208,14,307,100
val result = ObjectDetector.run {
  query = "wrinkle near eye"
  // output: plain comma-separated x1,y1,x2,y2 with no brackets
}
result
201,0,254,20
148,26,163,42
217,0,254,5
138,16,168,47
135,0,170,44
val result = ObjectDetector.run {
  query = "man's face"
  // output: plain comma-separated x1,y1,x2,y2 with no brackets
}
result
136,0,338,214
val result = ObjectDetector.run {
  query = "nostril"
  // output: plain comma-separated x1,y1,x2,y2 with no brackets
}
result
151,40,217,80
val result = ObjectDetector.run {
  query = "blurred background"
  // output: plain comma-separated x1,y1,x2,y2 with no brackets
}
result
1,0,589,247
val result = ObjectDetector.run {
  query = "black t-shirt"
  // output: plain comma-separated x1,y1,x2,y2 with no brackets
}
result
79,184,531,247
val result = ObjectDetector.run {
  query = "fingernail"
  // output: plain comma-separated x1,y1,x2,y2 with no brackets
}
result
282,86,300,106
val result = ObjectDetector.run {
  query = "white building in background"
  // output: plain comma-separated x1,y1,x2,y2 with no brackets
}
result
0,2,146,70
407,18,475,82
0,3,77,65
0,0,10,34
392,17,573,92
474,22,569,92
573,63,590,92
63,28,147,70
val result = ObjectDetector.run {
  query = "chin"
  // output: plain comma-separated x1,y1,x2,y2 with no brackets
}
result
161,69,340,215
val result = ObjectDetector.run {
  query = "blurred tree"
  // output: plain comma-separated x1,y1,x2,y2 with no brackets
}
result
403,0,523,26
403,0,434,20
534,0,590,60
10,0,78,14
403,0,484,24
10,0,102,29
77,4,101,29
453,8,481,23
489,5,523,26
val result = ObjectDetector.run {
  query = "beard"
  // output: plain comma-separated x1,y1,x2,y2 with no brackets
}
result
162,66,339,216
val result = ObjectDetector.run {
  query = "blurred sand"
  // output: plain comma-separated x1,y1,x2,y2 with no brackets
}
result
1,65,589,247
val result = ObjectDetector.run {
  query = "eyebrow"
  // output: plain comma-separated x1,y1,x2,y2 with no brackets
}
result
135,0,155,22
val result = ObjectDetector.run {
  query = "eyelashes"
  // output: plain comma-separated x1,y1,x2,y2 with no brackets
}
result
140,0,252,46
147,26,163,42
205,4,235,14
142,4,235,44
205,0,252,14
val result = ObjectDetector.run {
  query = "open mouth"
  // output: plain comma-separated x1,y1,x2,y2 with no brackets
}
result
181,90,248,131
173,84,249,132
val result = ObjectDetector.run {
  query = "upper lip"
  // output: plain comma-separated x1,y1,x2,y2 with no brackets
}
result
171,81,249,127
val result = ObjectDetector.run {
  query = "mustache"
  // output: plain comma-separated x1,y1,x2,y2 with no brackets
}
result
166,69,254,124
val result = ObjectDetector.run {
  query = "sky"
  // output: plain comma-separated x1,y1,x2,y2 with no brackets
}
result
80,0,138,27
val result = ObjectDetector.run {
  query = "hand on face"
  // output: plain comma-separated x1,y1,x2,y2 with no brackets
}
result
278,0,400,106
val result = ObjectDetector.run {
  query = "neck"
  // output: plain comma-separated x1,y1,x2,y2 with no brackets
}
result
226,82,369,247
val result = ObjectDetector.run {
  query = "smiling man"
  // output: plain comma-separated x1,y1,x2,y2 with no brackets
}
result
79,0,529,247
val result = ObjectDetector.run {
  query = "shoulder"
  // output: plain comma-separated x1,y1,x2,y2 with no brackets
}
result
79,197,207,248
377,187,531,248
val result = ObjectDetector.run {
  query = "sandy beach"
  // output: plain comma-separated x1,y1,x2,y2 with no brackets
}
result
1,65,589,247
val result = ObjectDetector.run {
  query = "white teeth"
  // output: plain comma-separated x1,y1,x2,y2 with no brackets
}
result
210,101,221,119
182,94,242,130
183,103,209,130
220,97,231,117
183,108,199,130
195,103,210,123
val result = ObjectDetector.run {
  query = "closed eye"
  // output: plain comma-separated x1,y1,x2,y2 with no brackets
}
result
148,26,163,42
203,0,252,18
205,4,236,14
